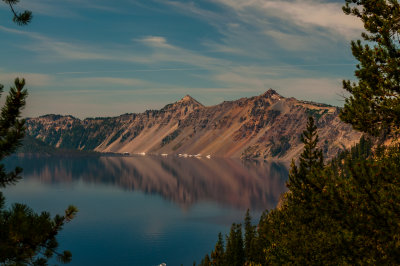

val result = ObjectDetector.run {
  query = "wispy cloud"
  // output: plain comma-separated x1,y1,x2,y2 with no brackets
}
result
16,0,125,18
214,0,362,39
0,26,226,71
65,77,151,87
162,0,362,59
138,36,173,48
0,25,111,61
132,35,229,69
0,71,53,87
55,68,202,75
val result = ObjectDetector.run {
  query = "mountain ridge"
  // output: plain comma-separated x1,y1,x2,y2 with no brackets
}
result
25,90,362,161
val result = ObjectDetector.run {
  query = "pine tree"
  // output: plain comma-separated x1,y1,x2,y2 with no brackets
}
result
0,79,26,187
340,0,400,136
200,254,211,266
224,223,245,266
287,116,324,193
262,116,331,264
210,233,224,265
0,79,78,264
252,211,272,264
2,0,32,25
243,209,255,262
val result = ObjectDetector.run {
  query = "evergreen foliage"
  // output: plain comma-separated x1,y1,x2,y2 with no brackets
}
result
0,79,26,188
287,116,323,193
243,210,256,262
340,0,400,136
2,0,32,25
0,79,78,265
161,129,181,146
224,223,245,266
210,233,225,265
200,254,211,266
270,136,291,157
200,117,400,265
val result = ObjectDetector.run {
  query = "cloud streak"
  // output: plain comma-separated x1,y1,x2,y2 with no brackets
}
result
214,0,362,39
0,26,227,71
162,0,362,60
0,71,53,87
55,68,203,75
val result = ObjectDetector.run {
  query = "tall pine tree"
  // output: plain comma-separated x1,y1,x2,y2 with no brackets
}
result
210,233,225,265
340,0,400,136
287,116,324,193
243,209,256,263
224,223,245,266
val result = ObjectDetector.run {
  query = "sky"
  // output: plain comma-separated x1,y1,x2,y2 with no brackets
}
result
0,0,363,118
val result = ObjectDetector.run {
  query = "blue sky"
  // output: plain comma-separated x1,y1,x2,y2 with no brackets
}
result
0,0,362,118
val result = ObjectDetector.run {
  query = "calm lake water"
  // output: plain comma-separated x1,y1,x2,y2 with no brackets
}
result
3,155,288,265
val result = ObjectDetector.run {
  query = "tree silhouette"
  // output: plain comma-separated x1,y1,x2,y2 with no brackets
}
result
2,0,32,25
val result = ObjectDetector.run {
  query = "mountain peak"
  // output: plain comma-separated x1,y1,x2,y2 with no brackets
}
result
261,89,283,99
177,94,203,106
181,95,195,102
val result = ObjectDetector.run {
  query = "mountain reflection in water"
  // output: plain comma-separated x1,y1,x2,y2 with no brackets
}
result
6,155,288,211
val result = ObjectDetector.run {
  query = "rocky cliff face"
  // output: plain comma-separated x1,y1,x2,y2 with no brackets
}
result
25,90,362,161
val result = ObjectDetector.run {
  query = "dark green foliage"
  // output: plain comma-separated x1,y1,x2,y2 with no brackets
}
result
305,108,328,122
224,223,245,266
120,125,144,143
161,129,181,146
199,221,246,266
200,117,400,264
17,135,58,154
210,233,225,265
301,101,334,108
0,79,26,188
0,198,78,265
60,123,87,148
120,131,132,142
0,79,78,264
340,0,400,136
2,0,32,25
243,209,256,262
107,128,125,146
288,116,323,191
265,109,280,124
17,135,101,156
200,254,211,266
265,143,400,265
270,135,291,157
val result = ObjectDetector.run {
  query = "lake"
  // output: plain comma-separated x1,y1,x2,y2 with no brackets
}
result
3,155,288,265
